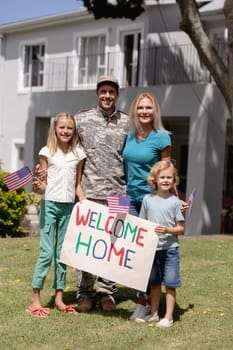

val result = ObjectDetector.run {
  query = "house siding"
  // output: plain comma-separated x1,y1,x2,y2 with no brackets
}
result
0,3,231,235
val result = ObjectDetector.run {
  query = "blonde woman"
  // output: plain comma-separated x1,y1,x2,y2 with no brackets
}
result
123,92,172,319
123,92,171,216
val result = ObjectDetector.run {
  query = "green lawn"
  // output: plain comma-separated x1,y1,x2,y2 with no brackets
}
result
0,235,232,350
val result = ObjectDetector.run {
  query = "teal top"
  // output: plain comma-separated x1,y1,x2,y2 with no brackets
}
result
122,130,171,202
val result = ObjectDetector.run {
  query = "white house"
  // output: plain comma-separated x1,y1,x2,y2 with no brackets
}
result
0,0,231,235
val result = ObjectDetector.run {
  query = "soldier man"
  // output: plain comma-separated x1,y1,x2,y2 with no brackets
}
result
74,75,128,312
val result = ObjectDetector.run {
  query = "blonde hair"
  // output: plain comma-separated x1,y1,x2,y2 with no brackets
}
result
128,92,170,134
147,160,179,192
47,112,78,156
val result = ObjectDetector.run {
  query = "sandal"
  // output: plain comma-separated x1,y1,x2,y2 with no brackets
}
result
26,307,50,318
57,304,78,314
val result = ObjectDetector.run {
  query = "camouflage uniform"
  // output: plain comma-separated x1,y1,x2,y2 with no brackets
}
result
74,105,128,303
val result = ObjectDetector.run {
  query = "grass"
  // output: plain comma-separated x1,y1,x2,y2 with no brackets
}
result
0,235,233,350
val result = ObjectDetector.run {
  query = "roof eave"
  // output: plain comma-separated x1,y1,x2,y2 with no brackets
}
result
0,8,92,34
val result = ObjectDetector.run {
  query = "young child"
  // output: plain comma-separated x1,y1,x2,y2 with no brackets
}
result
27,112,86,317
136,160,184,327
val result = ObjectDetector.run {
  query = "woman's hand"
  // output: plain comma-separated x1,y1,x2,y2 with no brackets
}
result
181,200,189,212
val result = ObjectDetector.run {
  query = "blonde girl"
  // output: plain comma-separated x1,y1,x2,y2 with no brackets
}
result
27,112,86,317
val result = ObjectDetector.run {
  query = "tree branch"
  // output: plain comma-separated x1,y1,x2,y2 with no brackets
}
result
177,0,231,111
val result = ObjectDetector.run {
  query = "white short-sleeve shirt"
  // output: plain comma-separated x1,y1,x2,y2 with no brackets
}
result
39,145,86,203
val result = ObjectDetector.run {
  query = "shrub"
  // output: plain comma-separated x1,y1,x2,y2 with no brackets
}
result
26,191,42,209
0,171,27,237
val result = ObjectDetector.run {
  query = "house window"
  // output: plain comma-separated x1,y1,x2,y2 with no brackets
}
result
121,32,141,87
23,44,45,87
77,35,106,85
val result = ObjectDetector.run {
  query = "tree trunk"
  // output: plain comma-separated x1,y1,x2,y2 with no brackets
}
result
176,0,231,112
223,0,233,131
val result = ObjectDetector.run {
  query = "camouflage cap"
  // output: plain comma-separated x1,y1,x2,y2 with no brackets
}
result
96,75,119,90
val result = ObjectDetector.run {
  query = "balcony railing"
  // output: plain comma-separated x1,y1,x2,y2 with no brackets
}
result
27,43,227,91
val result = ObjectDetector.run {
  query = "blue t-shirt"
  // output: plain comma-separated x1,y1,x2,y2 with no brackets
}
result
140,193,184,250
122,130,171,201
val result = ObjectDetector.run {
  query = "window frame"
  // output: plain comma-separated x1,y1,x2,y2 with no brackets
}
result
18,38,47,92
73,29,108,89
116,22,144,88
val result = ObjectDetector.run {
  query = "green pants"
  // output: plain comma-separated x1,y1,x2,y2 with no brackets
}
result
32,199,73,290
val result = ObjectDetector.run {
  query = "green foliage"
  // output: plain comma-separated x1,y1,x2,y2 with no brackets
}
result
26,192,42,209
0,171,27,237
83,0,145,20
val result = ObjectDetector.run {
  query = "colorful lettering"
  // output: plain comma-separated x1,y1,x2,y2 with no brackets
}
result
75,232,92,256
76,206,91,226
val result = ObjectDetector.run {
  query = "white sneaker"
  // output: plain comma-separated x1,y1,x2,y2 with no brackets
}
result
156,318,174,328
135,313,159,323
129,304,151,320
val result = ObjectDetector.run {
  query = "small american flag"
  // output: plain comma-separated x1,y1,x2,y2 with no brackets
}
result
3,166,33,191
107,195,130,214
187,188,196,217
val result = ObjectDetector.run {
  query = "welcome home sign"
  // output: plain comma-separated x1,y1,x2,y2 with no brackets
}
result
60,200,158,291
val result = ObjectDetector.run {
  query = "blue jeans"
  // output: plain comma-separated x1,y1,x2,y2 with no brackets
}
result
32,200,73,290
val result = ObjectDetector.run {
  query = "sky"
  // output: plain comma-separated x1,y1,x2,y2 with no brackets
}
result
0,0,83,25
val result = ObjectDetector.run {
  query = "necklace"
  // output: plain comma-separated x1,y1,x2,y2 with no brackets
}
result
137,129,152,140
